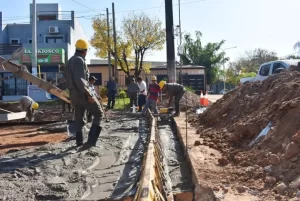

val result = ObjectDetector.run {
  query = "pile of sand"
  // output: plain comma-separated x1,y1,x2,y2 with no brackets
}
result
190,67,300,199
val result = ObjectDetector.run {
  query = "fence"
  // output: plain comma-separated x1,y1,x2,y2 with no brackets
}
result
113,72,206,95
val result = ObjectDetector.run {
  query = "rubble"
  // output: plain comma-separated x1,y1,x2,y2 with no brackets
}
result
189,66,300,199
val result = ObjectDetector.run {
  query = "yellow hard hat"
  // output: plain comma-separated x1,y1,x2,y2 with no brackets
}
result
75,39,88,50
159,81,166,89
31,102,39,110
151,76,157,81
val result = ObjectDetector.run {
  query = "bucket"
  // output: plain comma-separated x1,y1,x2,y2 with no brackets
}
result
159,108,169,114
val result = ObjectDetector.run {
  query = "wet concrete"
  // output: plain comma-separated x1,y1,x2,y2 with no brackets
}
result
0,113,149,201
157,119,193,193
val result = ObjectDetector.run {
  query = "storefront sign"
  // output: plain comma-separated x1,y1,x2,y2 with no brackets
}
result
20,48,65,64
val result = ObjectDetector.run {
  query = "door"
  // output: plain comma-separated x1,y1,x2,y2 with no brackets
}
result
271,62,287,75
256,63,272,81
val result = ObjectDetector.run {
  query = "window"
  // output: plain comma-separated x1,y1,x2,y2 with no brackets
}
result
259,64,271,76
10,38,20,44
28,39,32,44
45,36,64,44
90,73,102,85
272,62,285,74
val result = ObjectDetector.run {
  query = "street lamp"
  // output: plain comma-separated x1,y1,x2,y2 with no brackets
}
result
221,46,237,91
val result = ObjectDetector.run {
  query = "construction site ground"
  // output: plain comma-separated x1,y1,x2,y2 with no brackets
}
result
0,108,150,200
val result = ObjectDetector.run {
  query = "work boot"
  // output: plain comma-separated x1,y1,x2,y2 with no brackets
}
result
76,132,83,147
87,124,102,147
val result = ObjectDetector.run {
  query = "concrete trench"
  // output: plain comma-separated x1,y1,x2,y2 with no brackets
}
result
0,113,150,201
155,117,194,198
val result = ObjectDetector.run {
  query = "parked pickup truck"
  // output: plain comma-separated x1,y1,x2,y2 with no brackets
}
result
239,59,300,85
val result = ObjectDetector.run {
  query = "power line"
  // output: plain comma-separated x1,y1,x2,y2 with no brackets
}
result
1,0,205,23
71,0,105,14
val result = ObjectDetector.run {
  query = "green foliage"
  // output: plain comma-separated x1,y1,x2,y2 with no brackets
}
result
180,31,228,85
123,13,165,78
99,87,108,98
184,86,195,93
91,12,165,78
229,48,278,74
119,90,127,98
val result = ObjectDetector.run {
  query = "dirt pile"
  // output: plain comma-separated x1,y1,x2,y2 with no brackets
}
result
190,67,300,199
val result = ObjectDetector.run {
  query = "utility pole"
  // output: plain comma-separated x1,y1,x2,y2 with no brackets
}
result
106,8,112,79
112,2,118,82
178,0,182,84
32,0,37,76
165,0,176,83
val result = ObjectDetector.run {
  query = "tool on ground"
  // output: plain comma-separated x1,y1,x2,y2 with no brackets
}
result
81,78,110,122
1,47,25,71
159,107,174,121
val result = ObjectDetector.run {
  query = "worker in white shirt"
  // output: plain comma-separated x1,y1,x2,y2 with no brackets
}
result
87,76,100,122
137,77,147,112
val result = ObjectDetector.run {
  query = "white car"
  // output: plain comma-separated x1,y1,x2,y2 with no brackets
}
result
240,59,300,84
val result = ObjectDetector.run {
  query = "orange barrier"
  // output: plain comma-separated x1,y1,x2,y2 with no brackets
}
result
200,91,209,107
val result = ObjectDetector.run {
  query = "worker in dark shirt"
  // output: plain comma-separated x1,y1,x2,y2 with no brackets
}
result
160,81,186,116
127,78,140,108
64,39,103,148
106,77,117,109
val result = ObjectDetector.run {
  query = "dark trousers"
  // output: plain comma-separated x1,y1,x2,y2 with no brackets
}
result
129,93,138,107
74,100,102,133
107,93,116,108
26,108,34,121
62,100,71,112
174,90,185,115
138,94,146,111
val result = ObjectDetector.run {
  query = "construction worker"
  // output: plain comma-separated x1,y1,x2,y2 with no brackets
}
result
137,77,147,112
87,76,100,122
64,39,103,148
127,77,140,109
160,81,186,117
141,76,160,116
106,76,117,109
19,96,39,122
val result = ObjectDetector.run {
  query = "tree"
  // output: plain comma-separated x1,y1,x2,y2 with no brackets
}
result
230,48,278,73
91,18,134,77
123,13,165,78
180,31,228,84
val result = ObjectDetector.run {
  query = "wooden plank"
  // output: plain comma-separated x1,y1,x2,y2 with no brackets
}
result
0,56,71,104
0,112,26,121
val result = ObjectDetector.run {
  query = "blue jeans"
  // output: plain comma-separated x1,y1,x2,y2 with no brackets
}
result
142,98,158,115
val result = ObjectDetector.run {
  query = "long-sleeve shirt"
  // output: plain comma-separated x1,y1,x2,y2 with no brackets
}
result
19,96,34,111
64,52,89,104
163,83,185,97
89,84,100,98
138,81,147,95
148,83,161,100
106,80,117,94
127,82,140,94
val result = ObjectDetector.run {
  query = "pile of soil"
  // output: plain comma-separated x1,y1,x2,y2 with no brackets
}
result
180,91,200,111
0,102,20,113
190,67,300,199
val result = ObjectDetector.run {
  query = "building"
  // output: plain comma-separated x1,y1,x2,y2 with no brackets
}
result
88,63,206,94
0,3,89,101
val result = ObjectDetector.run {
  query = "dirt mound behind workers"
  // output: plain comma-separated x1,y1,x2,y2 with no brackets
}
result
190,67,300,199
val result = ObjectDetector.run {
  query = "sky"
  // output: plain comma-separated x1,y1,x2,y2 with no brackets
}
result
1,0,300,65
